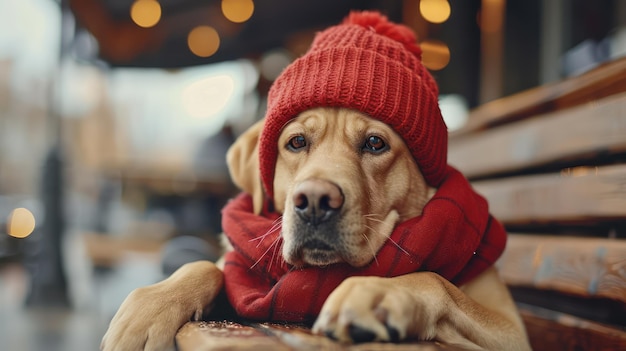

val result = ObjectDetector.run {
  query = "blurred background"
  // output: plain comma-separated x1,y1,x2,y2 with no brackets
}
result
0,0,624,350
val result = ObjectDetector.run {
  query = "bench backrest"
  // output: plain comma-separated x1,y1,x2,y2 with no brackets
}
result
449,57,626,351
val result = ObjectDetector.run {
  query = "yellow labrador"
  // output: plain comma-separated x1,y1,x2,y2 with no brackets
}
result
101,107,530,351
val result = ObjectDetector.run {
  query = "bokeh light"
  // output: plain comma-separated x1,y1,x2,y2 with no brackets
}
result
420,0,451,24
421,39,451,70
221,0,254,23
181,74,235,118
259,49,292,81
188,26,220,57
130,0,162,28
7,208,36,239
439,94,468,131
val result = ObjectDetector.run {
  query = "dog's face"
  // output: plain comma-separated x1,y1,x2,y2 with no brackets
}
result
272,108,434,268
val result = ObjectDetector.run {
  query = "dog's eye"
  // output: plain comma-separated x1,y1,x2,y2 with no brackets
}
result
287,135,307,151
363,135,388,153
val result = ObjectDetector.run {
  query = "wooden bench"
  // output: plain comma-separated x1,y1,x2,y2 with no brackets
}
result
448,57,626,351
176,321,468,351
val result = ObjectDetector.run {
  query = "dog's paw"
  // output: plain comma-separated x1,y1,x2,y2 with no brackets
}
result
312,274,444,343
100,284,200,351
101,261,223,351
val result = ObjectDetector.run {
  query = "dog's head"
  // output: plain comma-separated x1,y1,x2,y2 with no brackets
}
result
227,107,435,269
227,12,446,270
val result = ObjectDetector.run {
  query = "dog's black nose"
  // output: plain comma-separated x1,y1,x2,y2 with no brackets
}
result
293,179,343,225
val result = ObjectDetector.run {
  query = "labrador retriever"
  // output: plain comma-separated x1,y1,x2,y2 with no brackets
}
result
101,107,530,351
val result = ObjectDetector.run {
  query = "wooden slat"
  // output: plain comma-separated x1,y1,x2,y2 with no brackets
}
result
472,164,626,224
176,321,468,351
176,321,290,351
452,56,626,136
497,234,626,303
449,92,626,179
518,304,626,351
83,232,164,267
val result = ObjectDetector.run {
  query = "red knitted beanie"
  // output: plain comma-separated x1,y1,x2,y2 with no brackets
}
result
259,11,448,199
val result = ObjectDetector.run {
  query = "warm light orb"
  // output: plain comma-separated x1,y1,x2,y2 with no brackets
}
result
188,26,220,57
421,39,451,70
259,49,292,81
181,74,235,118
130,0,162,28
420,0,451,24
7,208,36,239
221,0,254,23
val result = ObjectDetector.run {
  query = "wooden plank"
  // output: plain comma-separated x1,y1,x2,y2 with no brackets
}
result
176,321,290,351
83,232,164,267
518,304,626,351
101,160,237,196
449,92,626,179
451,56,626,136
176,321,468,351
472,164,626,224
497,234,626,303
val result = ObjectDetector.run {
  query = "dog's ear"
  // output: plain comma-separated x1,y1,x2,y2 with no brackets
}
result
226,119,265,214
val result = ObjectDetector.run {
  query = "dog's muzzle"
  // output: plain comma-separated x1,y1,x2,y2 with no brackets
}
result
289,179,345,266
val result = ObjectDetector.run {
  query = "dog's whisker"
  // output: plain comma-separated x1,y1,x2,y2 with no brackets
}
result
249,217,283,242
250,217,283,247
250,232,274,248
250,236,281,269
268,235,283,271
361,233,379,266
385,236,411,257
363,213,383,218
286,263,298,273
248,229,275,242
364,224,412,257
363,214,386,225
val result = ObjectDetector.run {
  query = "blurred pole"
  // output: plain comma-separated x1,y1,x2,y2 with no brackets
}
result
478,0,506,104
539,0,564,84
25,0,72,307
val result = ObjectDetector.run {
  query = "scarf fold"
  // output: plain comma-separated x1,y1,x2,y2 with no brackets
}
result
221,166,506,322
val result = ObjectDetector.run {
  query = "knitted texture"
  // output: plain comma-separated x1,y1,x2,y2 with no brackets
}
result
259,11,447,199
222,166,507,322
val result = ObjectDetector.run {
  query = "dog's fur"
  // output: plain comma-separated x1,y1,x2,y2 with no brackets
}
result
101,108,530,351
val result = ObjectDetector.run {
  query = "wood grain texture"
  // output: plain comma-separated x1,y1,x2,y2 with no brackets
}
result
452,56,626,136
498,234,626,303
472,164,626,224
519,304,626,351
449,92,626,179
176,321,465,351
176,321,291,351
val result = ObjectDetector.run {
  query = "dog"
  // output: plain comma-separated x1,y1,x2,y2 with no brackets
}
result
102,10,531,351
101,107,530,351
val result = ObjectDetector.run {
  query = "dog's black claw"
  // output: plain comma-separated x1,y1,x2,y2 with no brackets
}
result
385,325,400,342
348,324,376,343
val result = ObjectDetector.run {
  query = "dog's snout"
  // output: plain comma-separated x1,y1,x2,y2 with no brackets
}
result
293,179,343,225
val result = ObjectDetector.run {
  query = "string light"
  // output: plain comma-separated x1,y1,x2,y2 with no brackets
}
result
421,39,451,70
420,0,451,24
130,0,161,28
221,0,254,23
188,26,220,57
7,208,36,239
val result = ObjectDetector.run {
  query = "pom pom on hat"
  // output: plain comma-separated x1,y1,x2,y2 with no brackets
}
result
259,11,448,200
342,11,422,59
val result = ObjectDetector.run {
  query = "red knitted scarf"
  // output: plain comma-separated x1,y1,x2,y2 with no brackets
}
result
221,166,506,322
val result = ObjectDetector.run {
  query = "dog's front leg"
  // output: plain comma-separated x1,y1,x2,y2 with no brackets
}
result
312,269,530,351
101,260,223,351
